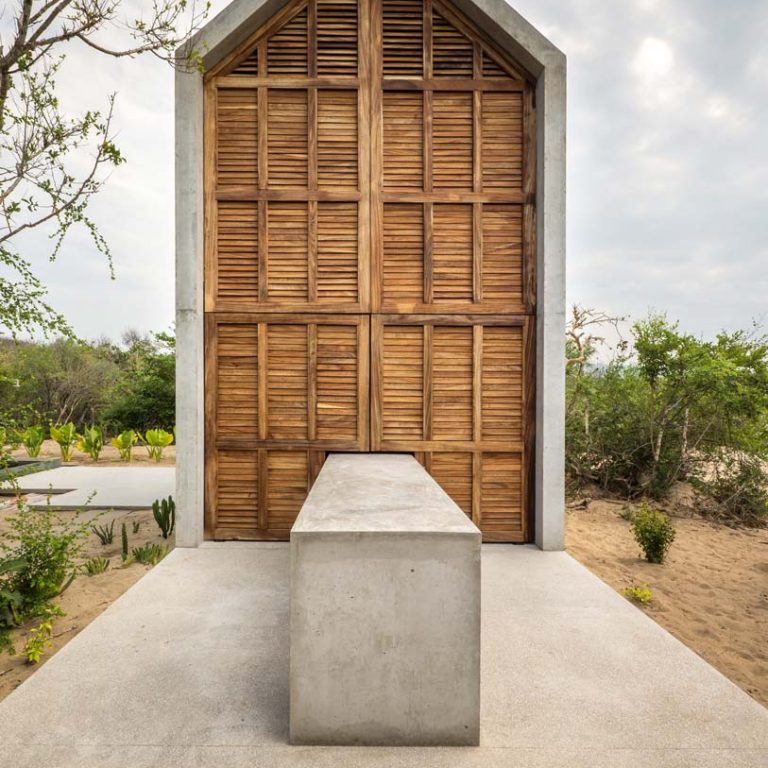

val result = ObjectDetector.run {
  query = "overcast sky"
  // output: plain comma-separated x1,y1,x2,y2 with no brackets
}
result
8,0,768,343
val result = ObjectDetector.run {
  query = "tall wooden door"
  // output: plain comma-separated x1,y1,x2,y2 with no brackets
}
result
204,0,535,541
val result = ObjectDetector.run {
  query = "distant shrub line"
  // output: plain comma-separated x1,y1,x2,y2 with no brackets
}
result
566,308,768,527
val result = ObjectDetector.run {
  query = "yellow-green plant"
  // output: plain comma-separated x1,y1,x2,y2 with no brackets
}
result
77,426,103,462
622,584,652,605
631,504,676,564
84,557,110,576
23,619,53,664
16,426,44,458
110,430,138,462
132,543,167,566
50,423,78,462
143,428,174,462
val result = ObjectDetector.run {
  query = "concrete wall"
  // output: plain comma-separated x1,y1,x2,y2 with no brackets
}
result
175,0,566,550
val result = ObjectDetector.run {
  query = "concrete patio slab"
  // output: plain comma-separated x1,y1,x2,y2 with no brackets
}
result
0,545,765,768
2,466,175,509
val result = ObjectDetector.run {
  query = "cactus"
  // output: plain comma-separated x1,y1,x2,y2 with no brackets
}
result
121,522,129,562
152,495,175,539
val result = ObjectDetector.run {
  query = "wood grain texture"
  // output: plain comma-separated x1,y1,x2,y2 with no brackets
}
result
204,0,537,542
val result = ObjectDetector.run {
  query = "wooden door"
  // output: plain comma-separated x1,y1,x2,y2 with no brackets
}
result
203,0,535,541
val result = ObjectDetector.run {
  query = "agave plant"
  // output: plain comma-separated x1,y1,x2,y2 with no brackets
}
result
15,425,45,458
50,423,78,462
77,425,103,462
110,430,138,462
143,428,174,462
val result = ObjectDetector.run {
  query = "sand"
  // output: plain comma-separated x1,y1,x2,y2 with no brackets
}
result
567,498,768,708
0,503,175,701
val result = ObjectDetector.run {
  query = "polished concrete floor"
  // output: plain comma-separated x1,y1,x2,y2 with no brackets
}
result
0,544,765,767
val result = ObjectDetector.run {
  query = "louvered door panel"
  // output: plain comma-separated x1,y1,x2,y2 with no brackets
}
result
267,324,309,440
433,204,473,302
382,93,423,189
206,0,536,542
268,7,308,74
216,325,259,437
215,202,259,305
480,452,524,539
267,451,310,532
432,327,473,440
214,450,260,536
481,92,524,191
316,324,359,440
267,91,308,188
380,325,424,441
215,90,258,188
206,0,365,315
318,91,359,189
432,11,473,76
317,203,359,302
382,0,423,76
429,453,473,516
268,203,309,301
382,204,423,300
317,0,358,75
372,316,530,541
205,315,367,539
432,93,473,191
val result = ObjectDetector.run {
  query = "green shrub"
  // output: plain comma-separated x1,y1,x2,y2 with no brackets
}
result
77,425,104,461
132,543,167,566
16,425,44,458
143,428,174,462
50,423,78,462
692,453,768,527
631,505,675,564
152,496,175,539
566,311,768,500
104,332,175,432
110,429,138,462
0,500,90,653
84,557,110,576
132,521,141,534
622,584,652,605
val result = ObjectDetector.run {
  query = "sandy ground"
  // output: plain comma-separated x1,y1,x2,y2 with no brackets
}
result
566,499,768,708
10,439,176,467
0,502,175,701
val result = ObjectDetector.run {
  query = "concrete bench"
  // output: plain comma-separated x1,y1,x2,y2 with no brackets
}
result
289,453,481,746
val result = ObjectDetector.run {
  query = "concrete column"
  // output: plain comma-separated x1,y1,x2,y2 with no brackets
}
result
175,65,205,548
